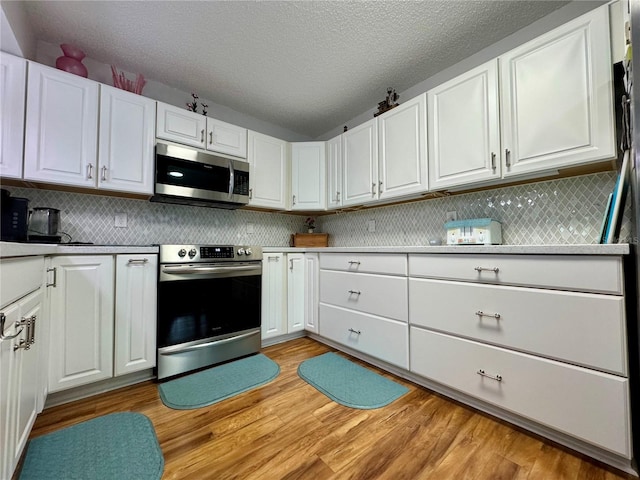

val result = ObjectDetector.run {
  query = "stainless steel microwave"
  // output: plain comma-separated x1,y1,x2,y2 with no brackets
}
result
151,141,250,209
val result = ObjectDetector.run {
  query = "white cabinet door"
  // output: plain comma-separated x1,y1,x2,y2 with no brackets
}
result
0,300,20,480
261,253,287,339
98,85,156,194
156,101,206,149
24,63,99,187
290,142,326,211
342,119,378,207
114,254,157,376
48,256,114,392
500,5,615,176
287,253,305,332
428,60,501,190
206,118,247,158
247,131,289,209
326,134,342,209
378,94,428,200
304,253,319,334
0,52,26,179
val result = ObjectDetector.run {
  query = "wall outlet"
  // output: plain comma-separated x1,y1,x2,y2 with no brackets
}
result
114,213,127,228
246,223,254,234
445,211,457,222
368,220,376,232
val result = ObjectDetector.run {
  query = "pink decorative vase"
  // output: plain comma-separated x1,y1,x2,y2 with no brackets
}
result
56,43,88,77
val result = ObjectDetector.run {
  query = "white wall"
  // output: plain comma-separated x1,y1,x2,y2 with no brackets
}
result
0,1,36,58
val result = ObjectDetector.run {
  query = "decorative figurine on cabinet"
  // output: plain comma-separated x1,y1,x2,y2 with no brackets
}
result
374,87,399,117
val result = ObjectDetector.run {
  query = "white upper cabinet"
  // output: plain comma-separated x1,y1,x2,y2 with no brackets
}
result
24,63,99,187
0,53,26,179
247,130,289,209
500,5,615,176
206,118,247,158
428,60,501,190
98,85,156,194
156,102,248,158
156,102,207,149
326,134,342,209
342,118,378,207
290,142,326,211
377,94,428,200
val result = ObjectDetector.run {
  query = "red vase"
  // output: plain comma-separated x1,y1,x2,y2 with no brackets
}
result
56,43,88,77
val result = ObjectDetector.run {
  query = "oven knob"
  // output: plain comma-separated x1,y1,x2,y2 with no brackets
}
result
188,248,197,258
237,248,245,256
178,248,186,257
244,248,252,256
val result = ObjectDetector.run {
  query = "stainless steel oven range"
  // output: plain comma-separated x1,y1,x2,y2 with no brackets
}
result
156,244,262,380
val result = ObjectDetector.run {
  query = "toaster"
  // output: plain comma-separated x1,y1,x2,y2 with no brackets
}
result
445,218,502,245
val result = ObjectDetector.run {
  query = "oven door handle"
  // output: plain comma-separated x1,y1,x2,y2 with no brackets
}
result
160,330,259,355
161,264,260,276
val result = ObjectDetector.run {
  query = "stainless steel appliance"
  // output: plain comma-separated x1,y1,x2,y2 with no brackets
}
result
156,244,262,380
28,207,61,243
150,141,250,209
1,189,29,242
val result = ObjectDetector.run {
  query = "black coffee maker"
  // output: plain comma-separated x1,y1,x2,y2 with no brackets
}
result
1,189,29,242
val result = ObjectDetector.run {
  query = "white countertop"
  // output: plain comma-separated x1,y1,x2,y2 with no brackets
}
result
264,244,631,255
0,242,159,258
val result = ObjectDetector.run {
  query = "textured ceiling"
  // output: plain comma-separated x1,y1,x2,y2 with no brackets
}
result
18,0,573,139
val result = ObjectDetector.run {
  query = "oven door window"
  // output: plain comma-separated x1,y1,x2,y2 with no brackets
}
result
157,275,261,348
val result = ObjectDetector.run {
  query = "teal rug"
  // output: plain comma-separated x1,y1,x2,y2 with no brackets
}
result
19,412,163,480
158,353,280,410
297,352,409,409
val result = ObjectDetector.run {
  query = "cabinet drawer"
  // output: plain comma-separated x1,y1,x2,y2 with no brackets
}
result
320,304,408,368
0,257,44,308
409,254,623,294
320,270,408,322
320,253,407,275
409,278,626,375
410,328,631,458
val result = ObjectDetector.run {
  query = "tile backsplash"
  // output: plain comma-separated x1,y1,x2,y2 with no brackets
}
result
4,171,632,247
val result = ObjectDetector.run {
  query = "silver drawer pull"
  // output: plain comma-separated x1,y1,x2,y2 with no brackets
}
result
475,311,501,320
348,328,361,335
348,290,361,295
474,266,499,273
127,258,149,265
477,369,502,382
47,267,57,287
348,261,361,266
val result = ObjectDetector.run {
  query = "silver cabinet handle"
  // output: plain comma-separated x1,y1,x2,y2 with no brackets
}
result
372,182,376,196
474,266,499,273
13,315,34,350
46,267,57,287
292,195,296,205
336,191,340,202
348,290,361,295
477,369,502,382
127,258,149,265
101,165,107,182
379,180,383,193
249,188,253,200
87,163,94,179
348,261,360,266
209,131,213,145
268,255,279,262
505,149,511,167
476,311,501,320
348,328,361,335
200,129,205,143
289,259,294,270
0,313,23,341
491,152,496,171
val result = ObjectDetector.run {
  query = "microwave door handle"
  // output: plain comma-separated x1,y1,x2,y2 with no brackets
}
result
228,159,234,198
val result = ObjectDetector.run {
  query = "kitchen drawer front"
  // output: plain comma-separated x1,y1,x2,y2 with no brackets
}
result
319,304,408,368
410,328,631,458
409,278,627,375
0,257,44,308
408,254,623,294
320,270,408,322
320,253,407,276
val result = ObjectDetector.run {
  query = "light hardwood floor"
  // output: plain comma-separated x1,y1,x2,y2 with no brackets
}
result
25,337,636,479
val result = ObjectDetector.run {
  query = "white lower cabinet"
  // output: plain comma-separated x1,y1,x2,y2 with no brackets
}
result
262,253,287,339
0,256,45,480
114,255,158,375
48,254,158,393
410,328,630,457
287,253,305,332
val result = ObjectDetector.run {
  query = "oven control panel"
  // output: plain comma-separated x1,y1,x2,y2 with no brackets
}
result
159,244,263,263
